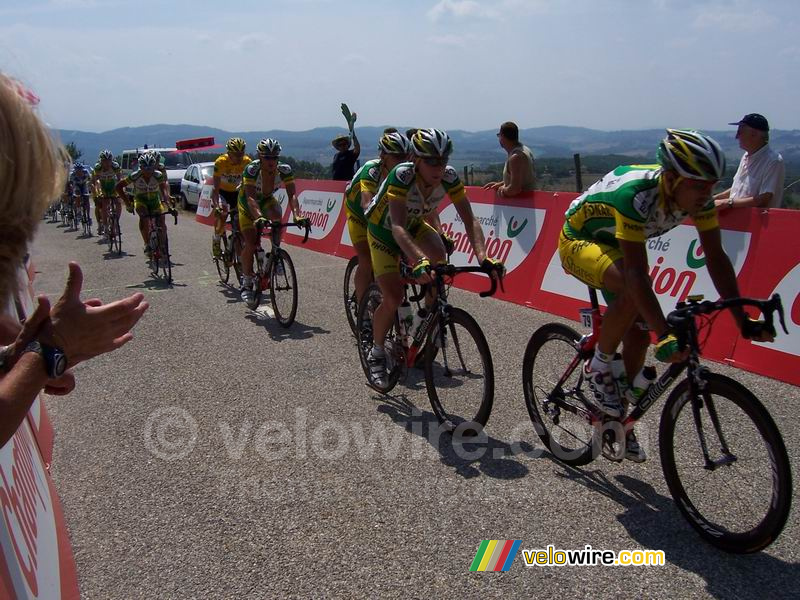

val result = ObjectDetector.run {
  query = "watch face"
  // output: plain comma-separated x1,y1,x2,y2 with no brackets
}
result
52,351,67,377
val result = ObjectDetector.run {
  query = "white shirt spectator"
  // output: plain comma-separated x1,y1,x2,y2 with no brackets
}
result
730,144,785,208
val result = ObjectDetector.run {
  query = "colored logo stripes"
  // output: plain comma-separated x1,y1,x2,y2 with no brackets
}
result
470,540,522,572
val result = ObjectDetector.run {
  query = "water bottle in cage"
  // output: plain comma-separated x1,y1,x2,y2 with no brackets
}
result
397,301,414,347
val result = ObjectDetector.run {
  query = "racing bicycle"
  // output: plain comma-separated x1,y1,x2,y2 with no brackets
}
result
145,207,178,283
104,198,123,255
213,206,244,286
522,287,792,553
246,217,310,327
356,261,504,434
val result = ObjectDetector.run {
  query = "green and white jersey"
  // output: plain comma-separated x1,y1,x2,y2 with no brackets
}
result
237,160,295,210
365,162,467,247
563,165,719,246
92,161,121,197
344,158,381,219
120,169,166,203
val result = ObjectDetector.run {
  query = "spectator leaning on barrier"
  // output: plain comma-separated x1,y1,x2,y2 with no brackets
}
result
0,73,149,447
331,132,361,181
714,113,785,210
483,121,536,197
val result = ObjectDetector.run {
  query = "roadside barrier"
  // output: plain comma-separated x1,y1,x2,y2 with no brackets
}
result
197,180,800,386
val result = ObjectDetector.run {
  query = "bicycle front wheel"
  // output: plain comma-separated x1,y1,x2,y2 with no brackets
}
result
215,234,231,284
660,373,792,553
162,234,172,283
343,255,359,335
270,248,298,327
522,323,599,466
424,307,494,435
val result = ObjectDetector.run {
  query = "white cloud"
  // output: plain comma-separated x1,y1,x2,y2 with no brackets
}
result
692,3,777,32
427,0,500,22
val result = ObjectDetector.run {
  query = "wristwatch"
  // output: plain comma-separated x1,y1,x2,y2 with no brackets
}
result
0,341,67,378
728,197,734,207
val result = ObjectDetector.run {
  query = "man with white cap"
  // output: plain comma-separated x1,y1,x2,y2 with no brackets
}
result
714,113,785,209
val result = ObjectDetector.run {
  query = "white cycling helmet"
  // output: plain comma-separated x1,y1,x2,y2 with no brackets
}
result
657,129,725,181
257,138,281,156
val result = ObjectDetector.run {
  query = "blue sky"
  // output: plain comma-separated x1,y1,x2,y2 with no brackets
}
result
1,0,798,133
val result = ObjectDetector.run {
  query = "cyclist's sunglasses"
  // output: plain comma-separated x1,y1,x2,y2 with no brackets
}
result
260,155,279,161
421,157,449,167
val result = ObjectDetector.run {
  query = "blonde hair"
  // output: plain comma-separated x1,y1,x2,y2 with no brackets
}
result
0,73,66,301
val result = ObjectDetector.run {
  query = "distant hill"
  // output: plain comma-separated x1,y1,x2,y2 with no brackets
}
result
56,124,800,168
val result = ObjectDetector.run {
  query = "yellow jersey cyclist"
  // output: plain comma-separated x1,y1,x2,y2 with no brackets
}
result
90,149,121,238
238,138,309,303
212,137,252,259
345,131,411,310
363,128,502,386
560,129,776,462
115,151,173,258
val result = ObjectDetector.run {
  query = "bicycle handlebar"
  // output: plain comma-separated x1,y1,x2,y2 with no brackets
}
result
666,294,788,336
401,262,505,298
254,218,311,244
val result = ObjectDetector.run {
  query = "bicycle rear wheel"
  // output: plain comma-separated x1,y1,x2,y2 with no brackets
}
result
343,255,359,335
522,323,599,466
424,307,494,435
659,374,792,553
270,248,298,327
356,283,401,393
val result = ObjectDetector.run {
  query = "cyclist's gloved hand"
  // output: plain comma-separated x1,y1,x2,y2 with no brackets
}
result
654,331,684,363
481,257,505,276
440,232,455,256
412,257,431,279
741,317,776,342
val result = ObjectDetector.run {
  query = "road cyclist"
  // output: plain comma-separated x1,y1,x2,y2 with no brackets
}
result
68,161,93,234
238,138,309,304
90,149,122,240
343,131,411,331
362,128,503,387
115,150,174,263
211,137,251,263
557,128,777,461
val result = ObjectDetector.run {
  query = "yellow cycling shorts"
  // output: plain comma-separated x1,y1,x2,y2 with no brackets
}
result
367,220,439,278
558,230,623,290
134,197,166,216
238,197,282,231
345,202,368,246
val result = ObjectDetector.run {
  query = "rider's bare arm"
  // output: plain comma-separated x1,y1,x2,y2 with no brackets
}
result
453,199,488,263
244,184,260,221
286,182,301,220
700,227,748,326
211,175,222,205
389,201,425,264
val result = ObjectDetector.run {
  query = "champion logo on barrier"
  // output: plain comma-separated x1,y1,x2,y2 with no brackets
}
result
326,199,336,213
793,292,800,327
507,217,527,238
686,239,706,269
0,426,48,596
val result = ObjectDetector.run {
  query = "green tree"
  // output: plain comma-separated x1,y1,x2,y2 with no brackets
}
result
64,142,82,162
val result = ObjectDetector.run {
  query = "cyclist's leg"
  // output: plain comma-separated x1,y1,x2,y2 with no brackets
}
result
346,205,372,305
158,212,167,250
94,196,104,233
134,202,150,248
368,232,403,347
559,232,630,417
239,206,257,291
263,198,283,245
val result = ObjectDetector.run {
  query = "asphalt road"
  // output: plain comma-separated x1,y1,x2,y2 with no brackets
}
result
31,209,799,599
